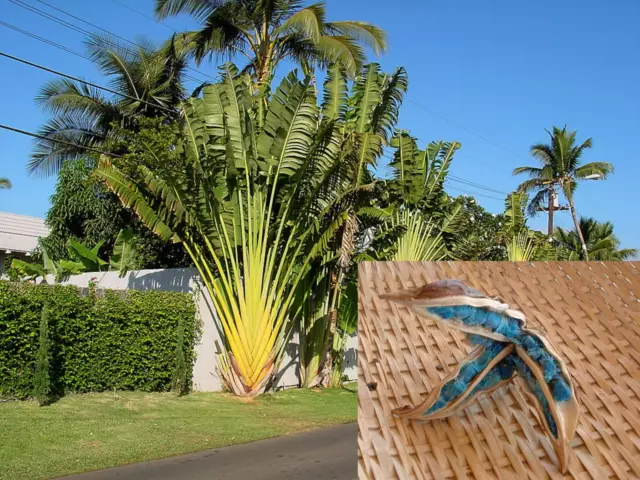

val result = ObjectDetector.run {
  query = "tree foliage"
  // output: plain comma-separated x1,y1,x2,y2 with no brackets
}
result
514,126,614,259
40,157,190,269
554,217,636,261
155,0,387,83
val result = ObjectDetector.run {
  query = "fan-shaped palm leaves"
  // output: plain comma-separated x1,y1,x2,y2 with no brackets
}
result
155,0,387,83
514,126,614,260
31,34,189,176
388,131,459,211
96,63,371,395
555,217,636,261
297,62,409,386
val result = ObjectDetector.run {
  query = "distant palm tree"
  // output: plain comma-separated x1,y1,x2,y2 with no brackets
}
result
0,177,11,189
514,126,613,260
555,217,636,261
155,0,387,84
30,34,188,177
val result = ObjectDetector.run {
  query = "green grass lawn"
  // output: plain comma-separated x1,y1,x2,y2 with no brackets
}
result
0,385,356,480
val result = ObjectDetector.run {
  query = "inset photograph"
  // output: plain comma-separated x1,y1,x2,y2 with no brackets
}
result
358,261,640,479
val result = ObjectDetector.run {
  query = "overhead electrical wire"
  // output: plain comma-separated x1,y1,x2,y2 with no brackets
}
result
0,20,88,61
7,0,217,85
0,120,506,204
380,152,509,197
0,51,176,114
0,123,122,158
19,0,525,174
404,97,527,161
2,1,516,201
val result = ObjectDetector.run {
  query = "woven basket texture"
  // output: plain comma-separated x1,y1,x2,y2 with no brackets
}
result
358,261,640,479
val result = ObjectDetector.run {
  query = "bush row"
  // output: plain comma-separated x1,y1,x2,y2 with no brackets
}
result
0,281,198,399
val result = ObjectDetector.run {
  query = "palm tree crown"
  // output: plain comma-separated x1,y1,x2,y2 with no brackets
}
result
555,217,636,261
513,125,614,260
155,0,387,83
0,177,11,189
31,34,189,177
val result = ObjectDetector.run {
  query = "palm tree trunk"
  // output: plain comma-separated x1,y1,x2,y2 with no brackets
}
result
566,193,589,260
547,187,555,237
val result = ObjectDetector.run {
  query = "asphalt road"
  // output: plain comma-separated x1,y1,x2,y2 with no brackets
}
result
60,423,357,480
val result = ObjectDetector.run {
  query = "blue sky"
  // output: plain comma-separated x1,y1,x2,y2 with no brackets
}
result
0,0,638,252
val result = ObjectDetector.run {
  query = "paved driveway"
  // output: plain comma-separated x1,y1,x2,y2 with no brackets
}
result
61,423,357,480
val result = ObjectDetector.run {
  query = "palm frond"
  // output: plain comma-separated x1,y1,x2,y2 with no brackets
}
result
276,3,325,42
326,21,388,55
155,0,221,22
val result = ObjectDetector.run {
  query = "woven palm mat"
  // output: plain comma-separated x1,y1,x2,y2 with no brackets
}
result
357,261,640,479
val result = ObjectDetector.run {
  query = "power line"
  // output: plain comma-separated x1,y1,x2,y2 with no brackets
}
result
444,184,503,202
0,123,121,158
0,20,89,61
34,0,217,84
448,175,508,195
107,0,178,32
0,51,176,114
404,97,527,161
381,152,508,196
7,0,216,85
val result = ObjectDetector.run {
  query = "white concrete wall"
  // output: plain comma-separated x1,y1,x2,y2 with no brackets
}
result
57,268,357,392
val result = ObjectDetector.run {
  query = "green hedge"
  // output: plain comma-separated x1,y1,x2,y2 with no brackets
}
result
0,281,199,399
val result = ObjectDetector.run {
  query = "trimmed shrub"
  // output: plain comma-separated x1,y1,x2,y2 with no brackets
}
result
0,281,199,399
172,316,188,396
33,303,52,405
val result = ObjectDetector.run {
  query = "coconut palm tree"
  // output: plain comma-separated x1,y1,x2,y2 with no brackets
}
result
512,156,555,237
30,34,189,177
514,126,613,260
154,0,387,84
555,217,636,261
0,177,11,189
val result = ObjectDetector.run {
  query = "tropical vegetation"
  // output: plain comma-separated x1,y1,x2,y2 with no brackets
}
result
0,177,11,189
513,126,614,259
11,229,138,282
155,0,387,83
13,0,630,400
554,217,636,261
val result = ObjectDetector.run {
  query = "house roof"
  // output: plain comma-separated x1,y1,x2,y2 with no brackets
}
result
358,261,640,478
0,211,49,254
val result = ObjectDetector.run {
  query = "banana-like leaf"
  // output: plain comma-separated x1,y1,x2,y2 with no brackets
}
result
321,63,348,121
10,258,48,282
110,229,137,277
67,239,107,271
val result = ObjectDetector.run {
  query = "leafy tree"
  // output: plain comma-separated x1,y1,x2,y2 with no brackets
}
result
155,0,387,84
444,196,507,261
30,34,189,176
555,217,637,260
33,304,52,406
514,126,614,259
41,157,190,269
0,177,11,189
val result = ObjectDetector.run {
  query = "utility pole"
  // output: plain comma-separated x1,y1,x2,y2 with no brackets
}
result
535,185,568,237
